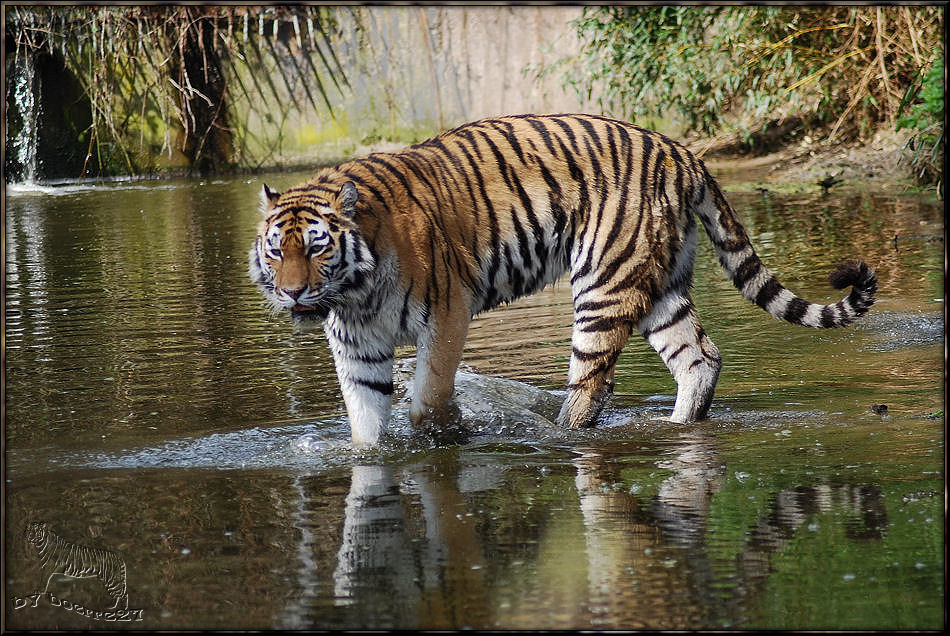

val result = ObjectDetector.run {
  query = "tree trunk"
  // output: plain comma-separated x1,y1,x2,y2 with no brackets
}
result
174,12,233,175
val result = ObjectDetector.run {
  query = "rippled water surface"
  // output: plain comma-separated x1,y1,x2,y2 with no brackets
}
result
4,171,944,630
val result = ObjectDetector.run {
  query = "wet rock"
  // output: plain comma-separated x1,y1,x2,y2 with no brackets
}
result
453,370,561,429
393,359,562,431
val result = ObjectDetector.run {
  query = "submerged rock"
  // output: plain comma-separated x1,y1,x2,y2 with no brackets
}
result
393,359,562,433
453,370,562,429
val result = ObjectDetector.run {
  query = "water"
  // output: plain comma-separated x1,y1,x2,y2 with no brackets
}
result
9,51,40,183
4,172,944,629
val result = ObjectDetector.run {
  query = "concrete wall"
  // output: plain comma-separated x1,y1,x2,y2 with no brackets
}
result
262,5,596,165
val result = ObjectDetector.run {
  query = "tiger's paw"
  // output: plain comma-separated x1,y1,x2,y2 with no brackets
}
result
649,415,682,424
410,400,470,445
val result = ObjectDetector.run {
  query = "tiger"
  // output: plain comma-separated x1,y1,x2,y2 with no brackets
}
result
24,521,129,609
249,113,876,447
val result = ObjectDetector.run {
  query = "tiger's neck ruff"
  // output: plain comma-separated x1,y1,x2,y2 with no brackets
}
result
249,114,876,446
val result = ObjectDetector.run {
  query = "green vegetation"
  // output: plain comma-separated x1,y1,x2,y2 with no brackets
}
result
535,6,943,187
896,58,944,194
5,6,347,176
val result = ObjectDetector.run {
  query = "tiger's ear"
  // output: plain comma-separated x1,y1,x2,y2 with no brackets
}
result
259,184,281,216
339,181,358,218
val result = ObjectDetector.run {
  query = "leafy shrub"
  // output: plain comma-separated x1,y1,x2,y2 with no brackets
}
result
535,6,943,151
897,58,944,193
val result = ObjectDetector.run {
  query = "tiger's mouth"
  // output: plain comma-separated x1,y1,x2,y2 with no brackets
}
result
291,303,330,320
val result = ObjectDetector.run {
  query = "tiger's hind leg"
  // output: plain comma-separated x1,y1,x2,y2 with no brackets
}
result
637,291,722,422
556,316,634,429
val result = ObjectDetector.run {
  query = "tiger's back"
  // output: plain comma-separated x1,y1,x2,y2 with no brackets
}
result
250,114,876,445
336,114,706,320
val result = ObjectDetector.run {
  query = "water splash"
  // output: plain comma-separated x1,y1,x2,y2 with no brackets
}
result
10,51,40,183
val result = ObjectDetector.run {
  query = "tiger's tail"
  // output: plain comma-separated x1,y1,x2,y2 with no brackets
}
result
696,171,877,328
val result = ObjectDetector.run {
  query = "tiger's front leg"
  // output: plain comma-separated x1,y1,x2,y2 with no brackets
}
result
325,319,395,447
409,303,470,431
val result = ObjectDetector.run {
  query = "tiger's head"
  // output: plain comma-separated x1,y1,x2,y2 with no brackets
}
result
249,180,375,324
24,521,49,554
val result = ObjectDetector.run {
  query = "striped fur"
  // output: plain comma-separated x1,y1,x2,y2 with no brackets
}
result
249,114,876,445
25,522,128,609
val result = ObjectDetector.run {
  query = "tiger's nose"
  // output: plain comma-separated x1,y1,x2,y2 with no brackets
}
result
282,286,305,300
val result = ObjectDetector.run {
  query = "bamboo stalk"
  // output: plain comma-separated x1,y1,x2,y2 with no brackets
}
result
875,7,891,119
828,56,877,141
784,45,874,93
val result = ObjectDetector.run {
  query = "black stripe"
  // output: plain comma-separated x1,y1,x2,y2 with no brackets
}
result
580,132,603,187
754,277,783,309
354,378,394,396
606,123,621,184
477,129,517,190
490,119,526,164
597,142,650,290
363,155,426,211
421,290,432,325
538,161,562,199
574,116,604,155
432,139,483,272
666,343,688,362
526,117,559,157
579,136,610,277
732,254,761,290
399,280,414,332
350,350,393,364
550,116,581,154
783,297,809,324
577,315,630,334
834,299,849,319
641,302,691,338
455,137,502,305
575,299,622,313
457,129,486,163
502,242,523,299
820,305,838,328
416,146,480,293
572,346,607,361
572,350,623,385
400,159,454,253
665,142,687,210
849,289,872,315
563,133,595,284
336,229,348,263
600,124,634,252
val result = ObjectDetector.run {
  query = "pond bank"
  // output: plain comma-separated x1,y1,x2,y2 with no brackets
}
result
696,127,934,197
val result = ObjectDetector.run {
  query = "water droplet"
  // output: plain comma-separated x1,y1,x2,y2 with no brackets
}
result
294,433,328,453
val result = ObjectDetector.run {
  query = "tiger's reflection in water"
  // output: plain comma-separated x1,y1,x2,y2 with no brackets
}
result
279,437,889,629
572,435,889,627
